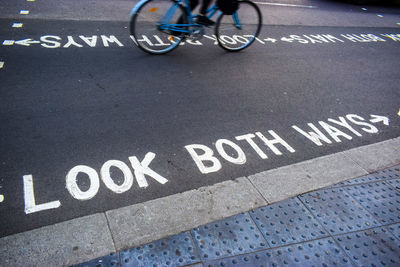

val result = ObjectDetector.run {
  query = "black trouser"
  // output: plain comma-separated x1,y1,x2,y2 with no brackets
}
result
176,0,212,25
188,0,212,15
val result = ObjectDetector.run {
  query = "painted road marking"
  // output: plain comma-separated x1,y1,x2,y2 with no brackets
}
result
23,175,61,214
12,23,23,28
187,114,388,174
24,152,168,213
15,38,40,46
370,114,389,125
20,10,30,15
0,194,3,203
2,40,15,46
14,112,391,215
264,38,277,43
0,62,4,69
2,32,398,49
254,2,316,8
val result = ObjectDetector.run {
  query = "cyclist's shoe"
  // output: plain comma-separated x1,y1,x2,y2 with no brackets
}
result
168,30,182,37
196,15,215,26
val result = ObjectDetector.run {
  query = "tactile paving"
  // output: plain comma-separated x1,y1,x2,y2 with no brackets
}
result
345,181,400,225
334,226,400,267
191,213,267,260
203,237,353,267
388,223,400,241
250,197,328,247
120,232,200,267
299,188,380,235
376,166,400,180
387,179,400,191
331,174,389,188
74,253,120,267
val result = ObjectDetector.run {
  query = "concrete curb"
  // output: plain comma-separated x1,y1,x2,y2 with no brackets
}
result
106,177,267,251
0,137,399,266
0,214,115,267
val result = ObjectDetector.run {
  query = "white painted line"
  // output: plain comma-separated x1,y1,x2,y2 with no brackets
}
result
15,38,40,46
377,14,383,18
27,0,36,1
370,114,389,125
0,62,4,69
398,109,400,116
397,22,400,26
254,2,316,8
2,40,15,46
20,10,30,15
362,8,367,11
0,194,4,202
23,175,61,214
12,23,23,28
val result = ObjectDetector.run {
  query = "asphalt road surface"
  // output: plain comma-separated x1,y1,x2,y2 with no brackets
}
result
0,0,399,237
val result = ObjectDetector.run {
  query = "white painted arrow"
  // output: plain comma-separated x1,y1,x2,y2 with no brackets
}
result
370,114,389,126
264,38,277,43
281,37,294,43
15,38,40,46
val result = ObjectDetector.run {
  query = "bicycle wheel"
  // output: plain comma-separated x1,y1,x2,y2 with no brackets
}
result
130,0,188,54
215,0,262,52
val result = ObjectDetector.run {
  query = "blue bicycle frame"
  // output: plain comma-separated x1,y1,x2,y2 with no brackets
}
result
161,0,222,34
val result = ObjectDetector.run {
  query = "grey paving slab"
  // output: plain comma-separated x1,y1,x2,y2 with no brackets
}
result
248,163,311,203
345,181,400,225
249,197,328,247
388,223,400,241
249,152,367,203
334,227,400,267
298,152,368,186
119,232,200,267
106,177,267,250
203,237,353,267
0,214,115,267
343,137,400,173
191,213,267,260
299,188,381,235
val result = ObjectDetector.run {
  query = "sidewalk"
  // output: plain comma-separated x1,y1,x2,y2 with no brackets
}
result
75,164,400,267
0,137,399,266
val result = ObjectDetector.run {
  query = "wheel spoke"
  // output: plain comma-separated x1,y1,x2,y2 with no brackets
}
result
130,0,187,54
215,0,262,51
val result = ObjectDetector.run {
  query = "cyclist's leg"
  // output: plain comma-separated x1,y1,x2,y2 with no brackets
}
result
197,0,214,26
189,0,199,10
199,0,212,14
176,0,198,25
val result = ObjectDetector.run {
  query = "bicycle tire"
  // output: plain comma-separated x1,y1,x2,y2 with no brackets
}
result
130,0,188,55
215,0,262,52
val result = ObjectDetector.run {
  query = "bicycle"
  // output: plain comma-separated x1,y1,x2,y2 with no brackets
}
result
130,0,262,54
